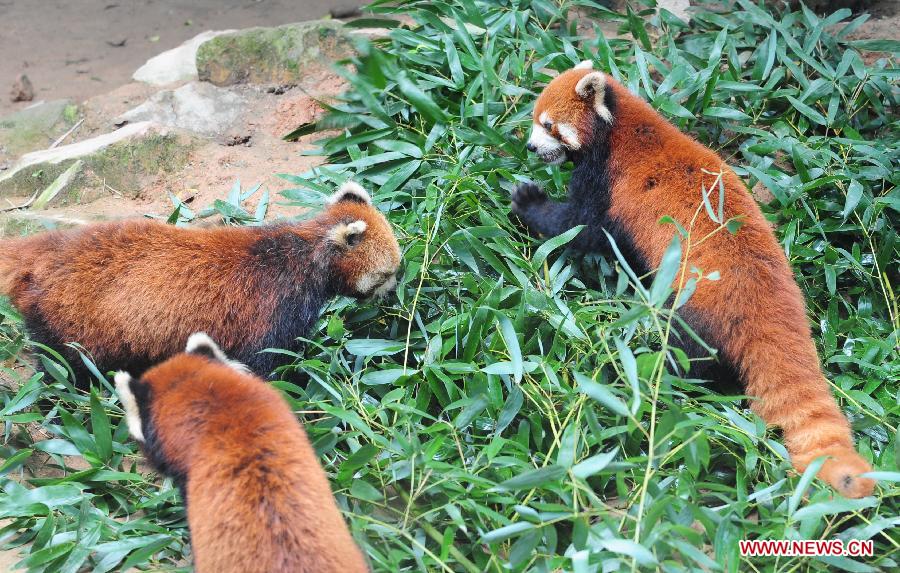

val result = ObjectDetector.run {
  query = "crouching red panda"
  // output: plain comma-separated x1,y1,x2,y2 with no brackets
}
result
512,61,875,498
0,182,401,379
115,333,369,573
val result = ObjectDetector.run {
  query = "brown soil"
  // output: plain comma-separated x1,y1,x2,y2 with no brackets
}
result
0,0,361,117
0,73,348,228
844,1,900,64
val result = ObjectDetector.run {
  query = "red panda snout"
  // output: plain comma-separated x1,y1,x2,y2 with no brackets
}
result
527,112,570,165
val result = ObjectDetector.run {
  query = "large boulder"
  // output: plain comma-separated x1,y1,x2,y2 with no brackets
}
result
196,20,355,87
115,82,246,138
0,100,80,162
133,30,236,86
0,122,195,208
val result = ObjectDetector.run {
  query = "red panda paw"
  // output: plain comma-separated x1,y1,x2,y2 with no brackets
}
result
811,448,876,499
510,182,547,215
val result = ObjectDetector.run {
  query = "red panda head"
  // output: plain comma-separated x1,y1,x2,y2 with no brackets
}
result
527,61,613,164
319,182,402,299
113,333,251,449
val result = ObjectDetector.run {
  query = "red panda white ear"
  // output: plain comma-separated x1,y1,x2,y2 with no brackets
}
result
186,333,250,373
328,220,368,249
186,332,227,357
327,181,372,205
114,371,145,443
574,60,594,70
575,72,613,124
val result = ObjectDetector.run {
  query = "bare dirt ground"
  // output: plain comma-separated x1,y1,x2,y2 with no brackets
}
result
843,0,900,63
61,77,344,224
0,0,358,116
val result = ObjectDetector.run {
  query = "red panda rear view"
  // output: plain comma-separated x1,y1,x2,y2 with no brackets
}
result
512,61,875,498
115,333,369,573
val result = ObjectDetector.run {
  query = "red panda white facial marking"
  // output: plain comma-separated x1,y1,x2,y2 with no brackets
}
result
556,123,582,150
357,266,398,299
527,112,568,165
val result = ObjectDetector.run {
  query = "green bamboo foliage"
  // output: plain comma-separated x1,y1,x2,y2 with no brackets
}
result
0,1,897,572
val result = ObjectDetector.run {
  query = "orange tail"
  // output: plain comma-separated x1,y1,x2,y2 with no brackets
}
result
742,325,874,498
716,278,876,498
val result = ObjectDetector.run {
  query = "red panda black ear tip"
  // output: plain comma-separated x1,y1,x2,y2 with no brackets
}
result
328,181,372,206
185,332,252,374
186,332,221,355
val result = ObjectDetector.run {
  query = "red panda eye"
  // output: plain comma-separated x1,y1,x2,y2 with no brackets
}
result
543,121,552,130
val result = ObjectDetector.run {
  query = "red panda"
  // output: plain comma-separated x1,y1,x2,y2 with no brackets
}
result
115,333,369,573
0,182,401,380
512,61,875,498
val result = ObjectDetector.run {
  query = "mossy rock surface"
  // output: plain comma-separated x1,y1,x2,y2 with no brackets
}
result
196,20,355,86
0,131,194,207
0,211,90,238
0,100,80,161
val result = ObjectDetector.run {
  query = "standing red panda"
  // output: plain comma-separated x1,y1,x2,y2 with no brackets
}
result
0,182,401,380
114,333,369,573
512,61,875,498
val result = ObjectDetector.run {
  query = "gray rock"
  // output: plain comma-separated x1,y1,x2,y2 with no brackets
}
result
0,122,195,207
0,100,80,160
658,0,691,22
196,20,356,87
115,82,245,138
133,30,236,86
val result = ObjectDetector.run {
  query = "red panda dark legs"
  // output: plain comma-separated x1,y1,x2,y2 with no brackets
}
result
510,183,583,244
116,333,369,573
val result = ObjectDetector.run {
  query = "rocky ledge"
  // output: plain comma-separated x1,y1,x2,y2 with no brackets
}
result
0,19,372,235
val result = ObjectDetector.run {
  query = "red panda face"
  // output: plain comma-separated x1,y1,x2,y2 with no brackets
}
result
321,182,402,299
527,61,613,164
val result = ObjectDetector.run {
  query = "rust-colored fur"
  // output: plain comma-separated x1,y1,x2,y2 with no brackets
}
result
116,338,368,573
0,183,401,378
518,65,874,497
